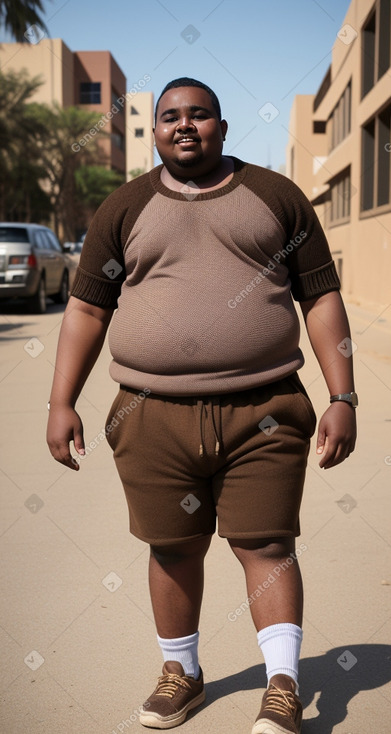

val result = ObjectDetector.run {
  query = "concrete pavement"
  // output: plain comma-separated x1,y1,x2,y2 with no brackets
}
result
0,297,390,733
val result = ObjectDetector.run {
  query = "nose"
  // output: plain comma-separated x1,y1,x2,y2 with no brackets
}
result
177,116,196,131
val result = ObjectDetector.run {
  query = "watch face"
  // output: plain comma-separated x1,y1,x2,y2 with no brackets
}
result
351,392,359,407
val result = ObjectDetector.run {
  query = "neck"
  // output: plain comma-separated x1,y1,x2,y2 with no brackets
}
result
161,156,234,190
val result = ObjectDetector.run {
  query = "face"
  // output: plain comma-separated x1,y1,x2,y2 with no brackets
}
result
153,86,228,178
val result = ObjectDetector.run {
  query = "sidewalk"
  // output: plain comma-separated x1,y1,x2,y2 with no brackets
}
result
0,299,390,733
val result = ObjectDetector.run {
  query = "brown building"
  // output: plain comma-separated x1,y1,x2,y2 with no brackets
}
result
73,50,126,175
286,0,391,309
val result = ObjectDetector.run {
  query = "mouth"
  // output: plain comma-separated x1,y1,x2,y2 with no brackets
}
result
176,137,199,146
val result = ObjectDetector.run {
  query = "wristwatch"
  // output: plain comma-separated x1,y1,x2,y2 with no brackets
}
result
330,392,358,408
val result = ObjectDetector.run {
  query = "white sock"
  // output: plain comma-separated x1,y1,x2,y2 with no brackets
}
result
157,631,200,678
257,623,302,693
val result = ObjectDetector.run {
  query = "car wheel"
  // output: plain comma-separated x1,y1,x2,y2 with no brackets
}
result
53,270,69,304
29,276,47,314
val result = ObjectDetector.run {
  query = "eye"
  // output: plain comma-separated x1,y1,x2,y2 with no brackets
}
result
163,117,177,123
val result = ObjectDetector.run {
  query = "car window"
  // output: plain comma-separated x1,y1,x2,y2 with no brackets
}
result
0,227,29,242
33,231,46,249
44,230,62,252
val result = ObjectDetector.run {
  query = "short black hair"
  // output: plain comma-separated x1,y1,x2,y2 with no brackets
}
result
154,77,222,123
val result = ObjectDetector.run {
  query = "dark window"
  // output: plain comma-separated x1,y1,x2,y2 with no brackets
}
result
379,0,391,79
0,227,29,242
33,231,47,249
134,128,144,138
362,0,391,98
130,106,139,114
111,88,124,114
44,230,62,252
329,81,351,151
80,82,101,104
111,130,125,151
313,120,326,133
362,8,376,97
378,105,391,206
361,103,391,211
327,168,351,225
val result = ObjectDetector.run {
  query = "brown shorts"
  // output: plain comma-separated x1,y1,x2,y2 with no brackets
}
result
105,372,316,546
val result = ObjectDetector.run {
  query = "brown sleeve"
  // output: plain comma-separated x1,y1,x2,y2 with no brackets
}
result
281,180,340,301
71,172,156,308
243,163,341,301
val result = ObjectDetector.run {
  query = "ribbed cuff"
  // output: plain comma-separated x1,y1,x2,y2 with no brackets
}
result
291,260,341,301
70,267,121,308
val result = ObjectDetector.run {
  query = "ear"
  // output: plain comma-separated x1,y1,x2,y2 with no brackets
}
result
220,119,228,140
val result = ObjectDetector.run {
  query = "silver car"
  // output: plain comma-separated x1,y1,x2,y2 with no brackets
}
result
0,223,72,313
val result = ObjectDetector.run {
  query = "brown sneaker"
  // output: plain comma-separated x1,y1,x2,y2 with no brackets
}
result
251,677,302,734
139,661,205,729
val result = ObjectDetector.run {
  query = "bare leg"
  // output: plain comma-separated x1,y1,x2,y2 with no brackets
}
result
149,535,212,638
228,537,303,630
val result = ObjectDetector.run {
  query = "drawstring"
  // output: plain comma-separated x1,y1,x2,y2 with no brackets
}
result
197,400,205,457
211,396,220,455
196,397,222,457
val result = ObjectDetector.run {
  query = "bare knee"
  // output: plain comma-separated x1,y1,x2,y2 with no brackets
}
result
150,535,212,566
228,537,296,566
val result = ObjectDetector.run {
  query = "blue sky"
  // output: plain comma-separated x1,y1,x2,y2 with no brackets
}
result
2,0,351,170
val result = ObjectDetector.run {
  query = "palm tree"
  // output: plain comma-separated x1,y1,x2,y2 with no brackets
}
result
28,102,110,240
0,68,51,221
0,0,49,41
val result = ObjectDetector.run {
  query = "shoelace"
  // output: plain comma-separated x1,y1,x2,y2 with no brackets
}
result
262,685,297,718
155,673,192,698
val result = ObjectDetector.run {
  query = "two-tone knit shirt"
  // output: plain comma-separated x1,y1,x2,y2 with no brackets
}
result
71,156,340,396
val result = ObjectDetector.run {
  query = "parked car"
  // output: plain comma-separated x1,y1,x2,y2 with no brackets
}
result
0,223,75,313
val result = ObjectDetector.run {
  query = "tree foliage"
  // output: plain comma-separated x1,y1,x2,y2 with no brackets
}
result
0,68,51,221
0,68,125,240
0,0,49,41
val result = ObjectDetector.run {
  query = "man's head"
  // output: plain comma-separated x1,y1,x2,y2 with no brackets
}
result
154,77,222,124
153,77,227,179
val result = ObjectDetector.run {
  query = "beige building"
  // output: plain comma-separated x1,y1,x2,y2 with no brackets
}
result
126,92,154,181
0,39,127,175
286,0,391,309
0,39,154,180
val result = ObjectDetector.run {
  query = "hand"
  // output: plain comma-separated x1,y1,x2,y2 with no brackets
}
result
47,405,85,470
316,401,357,469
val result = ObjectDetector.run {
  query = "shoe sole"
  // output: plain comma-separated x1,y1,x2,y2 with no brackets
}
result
252,718,300,734
139,690,206,729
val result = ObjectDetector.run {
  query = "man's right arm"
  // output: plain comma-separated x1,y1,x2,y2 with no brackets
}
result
47,296,114,470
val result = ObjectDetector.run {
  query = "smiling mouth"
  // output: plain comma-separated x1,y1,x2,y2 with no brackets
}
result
176,138,199,145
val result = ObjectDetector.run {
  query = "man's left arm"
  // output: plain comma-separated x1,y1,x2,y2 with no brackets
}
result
300,290,357,469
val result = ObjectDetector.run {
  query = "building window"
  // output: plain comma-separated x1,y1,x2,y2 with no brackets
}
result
111,129,125,152
80,82,101,104
111,88,124,114
362,0,391,99
134,128,144,138
130,106,139,115
313,120,326,133
361,102,391,211
329,81,351,152
326,168,351,225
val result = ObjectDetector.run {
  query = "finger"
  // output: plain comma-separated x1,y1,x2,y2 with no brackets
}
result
321,441,350,469
318,437,338,468
74,427,85,456
50,443,80,471
316,426,326,455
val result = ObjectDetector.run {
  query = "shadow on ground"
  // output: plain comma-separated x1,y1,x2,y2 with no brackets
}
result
202,644,391,733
